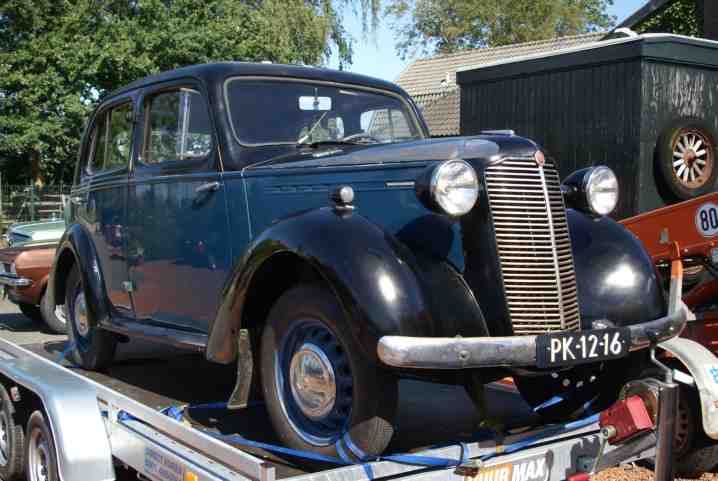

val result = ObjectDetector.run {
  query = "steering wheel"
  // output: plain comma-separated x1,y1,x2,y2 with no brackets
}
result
342,132,381,144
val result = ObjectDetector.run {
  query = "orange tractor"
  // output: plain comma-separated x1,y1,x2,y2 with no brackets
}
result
622,193,718,476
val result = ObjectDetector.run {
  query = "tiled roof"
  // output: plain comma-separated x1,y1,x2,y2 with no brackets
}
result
397,33,605,136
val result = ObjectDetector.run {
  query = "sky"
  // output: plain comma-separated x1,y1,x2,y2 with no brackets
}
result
328,0,648,81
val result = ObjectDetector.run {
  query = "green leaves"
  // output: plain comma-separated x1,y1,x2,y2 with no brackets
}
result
635,0,700,37
0,0,374,184
386,0,616,59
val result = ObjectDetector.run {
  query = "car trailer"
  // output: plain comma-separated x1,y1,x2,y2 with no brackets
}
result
0,332,699,481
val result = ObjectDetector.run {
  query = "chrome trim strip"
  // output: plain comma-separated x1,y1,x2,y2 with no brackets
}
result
0,274,31,288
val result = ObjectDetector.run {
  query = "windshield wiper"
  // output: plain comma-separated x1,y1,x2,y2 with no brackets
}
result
296,139,370,149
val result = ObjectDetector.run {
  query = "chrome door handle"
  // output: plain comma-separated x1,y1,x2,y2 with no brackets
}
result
195,181,221,194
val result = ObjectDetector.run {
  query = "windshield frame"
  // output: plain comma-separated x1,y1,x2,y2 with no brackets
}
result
223,76,426,148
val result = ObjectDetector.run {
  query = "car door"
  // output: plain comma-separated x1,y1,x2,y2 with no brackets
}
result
126,81,231,333
71,96,134,314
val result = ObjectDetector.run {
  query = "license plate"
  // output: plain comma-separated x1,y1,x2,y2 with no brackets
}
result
536,328,630,368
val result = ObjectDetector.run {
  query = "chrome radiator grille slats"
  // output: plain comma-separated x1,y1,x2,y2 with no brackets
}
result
484,157,581,334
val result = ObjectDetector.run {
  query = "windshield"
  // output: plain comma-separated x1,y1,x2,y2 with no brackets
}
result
225,79,424,146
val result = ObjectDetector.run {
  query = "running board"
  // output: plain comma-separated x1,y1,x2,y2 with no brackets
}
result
101,318,207,352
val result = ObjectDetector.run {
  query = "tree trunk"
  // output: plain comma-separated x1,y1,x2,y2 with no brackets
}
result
30,150,44,188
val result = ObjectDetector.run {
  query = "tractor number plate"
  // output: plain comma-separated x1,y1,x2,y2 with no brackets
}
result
536,328,630,368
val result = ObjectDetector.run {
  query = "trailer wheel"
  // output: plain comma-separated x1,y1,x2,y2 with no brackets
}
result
261,284,397,463
671,385,718,477
0,385,24,481
65,266,116,370
656,119,718,200
40,291,65,335
25,411,58,481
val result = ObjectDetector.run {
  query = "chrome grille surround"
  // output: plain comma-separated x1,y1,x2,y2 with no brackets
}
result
484,157,580,334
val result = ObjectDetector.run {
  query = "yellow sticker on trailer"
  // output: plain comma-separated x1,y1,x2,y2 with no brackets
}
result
466,453,549,481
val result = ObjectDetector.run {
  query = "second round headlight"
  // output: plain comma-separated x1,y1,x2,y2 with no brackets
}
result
585,166,619,216
430,160,479,216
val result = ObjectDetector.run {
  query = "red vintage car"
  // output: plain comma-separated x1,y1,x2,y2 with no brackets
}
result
0,241,65,334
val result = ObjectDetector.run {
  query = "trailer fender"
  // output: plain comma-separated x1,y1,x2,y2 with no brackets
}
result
661,336,718,440
0,358,115,481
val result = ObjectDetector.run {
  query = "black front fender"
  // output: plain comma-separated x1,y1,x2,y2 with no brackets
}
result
569,209,666,327
48,223,110,325
206,207,478,364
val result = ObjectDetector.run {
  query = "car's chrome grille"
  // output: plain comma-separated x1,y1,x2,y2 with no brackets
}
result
484,157,580,334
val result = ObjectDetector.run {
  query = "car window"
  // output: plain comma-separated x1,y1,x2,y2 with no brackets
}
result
225,79,423,146
361,109,414,143
143,88,212,164
89,102,133,174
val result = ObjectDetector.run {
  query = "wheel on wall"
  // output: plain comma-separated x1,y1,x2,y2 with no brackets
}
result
0,384,25,481
261,284,397,463
656,119,718,200
17,303,42,323
65,266,117,370
39,291,65,335
25,411,58,481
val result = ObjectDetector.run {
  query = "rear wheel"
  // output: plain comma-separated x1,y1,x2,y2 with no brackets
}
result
39,291,65,335
261,284,397,463
65,266,116,370
25,411,58,481
17,303,41,323
671,382,718,477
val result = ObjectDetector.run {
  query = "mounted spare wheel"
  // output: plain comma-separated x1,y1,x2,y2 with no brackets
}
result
657,119,718,200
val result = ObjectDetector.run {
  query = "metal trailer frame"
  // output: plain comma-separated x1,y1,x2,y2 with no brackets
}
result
0,336,686,481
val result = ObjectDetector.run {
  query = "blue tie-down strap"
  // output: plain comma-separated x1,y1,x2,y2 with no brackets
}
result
57,342,77,366
534,393,596,417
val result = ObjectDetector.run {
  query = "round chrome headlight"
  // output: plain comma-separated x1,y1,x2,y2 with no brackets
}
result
584,166,619,216
430,160,479,216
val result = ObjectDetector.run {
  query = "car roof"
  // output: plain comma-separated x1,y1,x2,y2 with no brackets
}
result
105,62,408,101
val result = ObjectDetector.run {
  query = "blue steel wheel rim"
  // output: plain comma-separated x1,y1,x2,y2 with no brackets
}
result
275,319,353,447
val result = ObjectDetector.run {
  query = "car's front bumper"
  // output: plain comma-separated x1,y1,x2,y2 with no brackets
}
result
377,259,688,370
0,274,32,288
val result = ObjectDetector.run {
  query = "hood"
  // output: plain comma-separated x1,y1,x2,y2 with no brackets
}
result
246,135,541,170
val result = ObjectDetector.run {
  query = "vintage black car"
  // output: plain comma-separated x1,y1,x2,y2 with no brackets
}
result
49,62,686,459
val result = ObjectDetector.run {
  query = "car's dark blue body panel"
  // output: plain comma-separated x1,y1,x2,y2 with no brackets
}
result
48,62,665,372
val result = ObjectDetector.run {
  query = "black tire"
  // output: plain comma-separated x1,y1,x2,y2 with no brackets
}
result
672,385,718,477
17,303,42,323
65,266,116,370
0,385,25,481
656,118,718,201
39,290,65,335
25,411,58,481
261,284,397,463
514,359,633,423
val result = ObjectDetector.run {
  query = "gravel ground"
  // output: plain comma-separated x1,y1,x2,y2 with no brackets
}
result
593,465,718,481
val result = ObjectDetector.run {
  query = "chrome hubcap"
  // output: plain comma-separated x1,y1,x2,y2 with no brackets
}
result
28,428,50,481
673,130,713,188
73,290,89,337
0,412,9,465
289,343,337,420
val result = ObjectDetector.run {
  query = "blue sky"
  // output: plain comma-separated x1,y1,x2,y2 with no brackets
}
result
329,1,647,81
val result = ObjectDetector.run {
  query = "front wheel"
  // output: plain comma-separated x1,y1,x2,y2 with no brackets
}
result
39,291,65,335
261,284,397,463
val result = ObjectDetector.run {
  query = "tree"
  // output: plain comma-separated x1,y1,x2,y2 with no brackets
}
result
634,0,701,37
0,0,379,185
386,0,616,59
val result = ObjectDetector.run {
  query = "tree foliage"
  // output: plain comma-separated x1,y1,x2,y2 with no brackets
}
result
0,0,379,184
386,0,616,59
634,0,701,37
